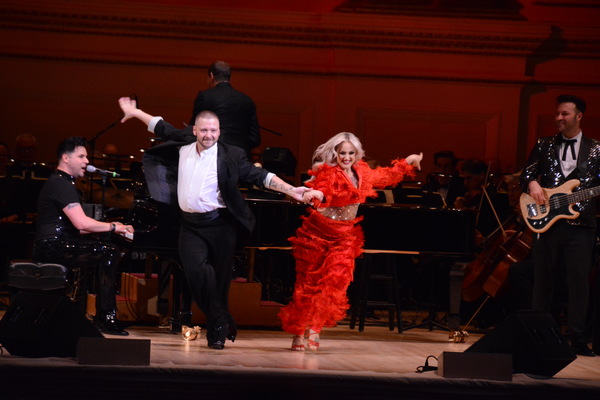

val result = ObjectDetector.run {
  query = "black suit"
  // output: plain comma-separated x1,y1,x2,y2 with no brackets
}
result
190,81,260,157
144,119,269,342
520,133,600,344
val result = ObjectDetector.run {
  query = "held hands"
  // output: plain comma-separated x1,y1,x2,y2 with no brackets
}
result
302,189,324,205
286,186,324,205
405,152,423,171
287,186,312,202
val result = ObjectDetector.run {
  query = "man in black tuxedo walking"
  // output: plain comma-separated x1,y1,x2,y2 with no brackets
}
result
119,97,310,349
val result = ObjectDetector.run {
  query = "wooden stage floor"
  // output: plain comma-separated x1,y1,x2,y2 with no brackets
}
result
1,315,599,400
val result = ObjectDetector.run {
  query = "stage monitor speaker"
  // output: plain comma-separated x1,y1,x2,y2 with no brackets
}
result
465,311,576,377
77,337,151,365
0,291,102,358
261,147,297,177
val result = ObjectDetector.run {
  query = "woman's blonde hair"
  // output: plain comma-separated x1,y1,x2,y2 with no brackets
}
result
311,132,365,170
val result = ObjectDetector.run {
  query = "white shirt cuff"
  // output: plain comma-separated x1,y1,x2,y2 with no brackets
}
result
264,173,275,188
148,116,163,133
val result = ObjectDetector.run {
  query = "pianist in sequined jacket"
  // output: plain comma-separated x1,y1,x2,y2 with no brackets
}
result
278,131,422,351
518,94,600,356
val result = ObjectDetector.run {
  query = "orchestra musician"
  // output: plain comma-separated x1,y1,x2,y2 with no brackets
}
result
278,132,422,351
118,97,311,350
454,158,511,245
520,94,598,357
32,136,133,335
423,150,466,208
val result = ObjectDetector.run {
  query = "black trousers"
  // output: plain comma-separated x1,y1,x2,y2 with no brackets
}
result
32,238,123,316
531,220,595,342
178,210,237,332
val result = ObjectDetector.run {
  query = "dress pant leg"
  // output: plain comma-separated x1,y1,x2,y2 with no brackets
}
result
562,225,594,342
178,214,237,330
531,226,561,313
206,217,237,327
178,222,215,323
32,239,122,315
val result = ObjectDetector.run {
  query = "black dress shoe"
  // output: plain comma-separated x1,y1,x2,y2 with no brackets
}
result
95,311,129,336
572,342,596,357
208,324,227,349
227,325,237,342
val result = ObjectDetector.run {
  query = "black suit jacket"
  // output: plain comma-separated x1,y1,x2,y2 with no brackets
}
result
190,82,260,156
143,119,269,233
520,133,600,228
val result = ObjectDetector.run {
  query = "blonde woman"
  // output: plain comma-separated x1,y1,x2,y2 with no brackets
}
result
279,132,422,351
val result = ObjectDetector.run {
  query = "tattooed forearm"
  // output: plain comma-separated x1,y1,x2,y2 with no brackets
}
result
66,203,79,209
268,180,293,193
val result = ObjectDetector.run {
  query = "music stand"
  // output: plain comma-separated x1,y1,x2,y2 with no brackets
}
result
402,255,455,332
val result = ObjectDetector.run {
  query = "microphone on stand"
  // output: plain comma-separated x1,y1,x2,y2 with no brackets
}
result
86,165,120,178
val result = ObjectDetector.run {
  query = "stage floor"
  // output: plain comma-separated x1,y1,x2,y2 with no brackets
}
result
1,315,599,400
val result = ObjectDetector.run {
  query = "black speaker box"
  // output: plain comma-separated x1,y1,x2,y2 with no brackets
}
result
0,291,102,358
438,351,513,381
261,147,297,177
465,311,576,377
77,337,151,365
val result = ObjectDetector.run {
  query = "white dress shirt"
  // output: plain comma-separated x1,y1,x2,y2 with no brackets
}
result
178,141,223,213
560,130,582,177
147,116,276,213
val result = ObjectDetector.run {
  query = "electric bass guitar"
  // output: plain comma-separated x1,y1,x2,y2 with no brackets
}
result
519,179,600,233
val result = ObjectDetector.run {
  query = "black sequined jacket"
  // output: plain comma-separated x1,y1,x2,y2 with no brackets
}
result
519,133,600,228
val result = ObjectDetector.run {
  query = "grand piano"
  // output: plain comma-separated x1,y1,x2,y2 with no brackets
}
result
245,198,477,255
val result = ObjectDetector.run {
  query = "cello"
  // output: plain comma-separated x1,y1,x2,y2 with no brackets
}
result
460,162,508,302
452,175,534,342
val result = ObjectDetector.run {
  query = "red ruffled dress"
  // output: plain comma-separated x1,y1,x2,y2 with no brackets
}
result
278,159,415,335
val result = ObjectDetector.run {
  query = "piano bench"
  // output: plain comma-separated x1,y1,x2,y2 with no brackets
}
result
244,246,292,282
8,261,68,292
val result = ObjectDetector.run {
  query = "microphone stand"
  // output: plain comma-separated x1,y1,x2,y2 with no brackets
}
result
87,116,121,217
259,126,283,136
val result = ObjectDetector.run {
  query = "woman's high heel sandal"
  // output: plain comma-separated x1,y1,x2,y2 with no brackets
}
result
291,335,305,351
307,329,320,351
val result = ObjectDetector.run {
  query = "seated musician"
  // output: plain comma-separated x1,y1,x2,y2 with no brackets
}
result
454,158,511,245
7,133,52,179
32,136,134,335
422,150,466,208
0,140,17,223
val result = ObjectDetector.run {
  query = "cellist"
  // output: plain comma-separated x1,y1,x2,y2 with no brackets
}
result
454,158,511,245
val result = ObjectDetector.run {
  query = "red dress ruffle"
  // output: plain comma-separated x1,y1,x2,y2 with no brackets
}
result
278,159,415,335
278,209,364,335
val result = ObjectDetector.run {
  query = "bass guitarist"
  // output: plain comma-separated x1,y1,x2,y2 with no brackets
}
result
519,94,598,357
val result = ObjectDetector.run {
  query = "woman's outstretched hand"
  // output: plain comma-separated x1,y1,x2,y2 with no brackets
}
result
405,152,423,171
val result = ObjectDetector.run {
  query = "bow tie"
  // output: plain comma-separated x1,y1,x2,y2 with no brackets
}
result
560,137,577,161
